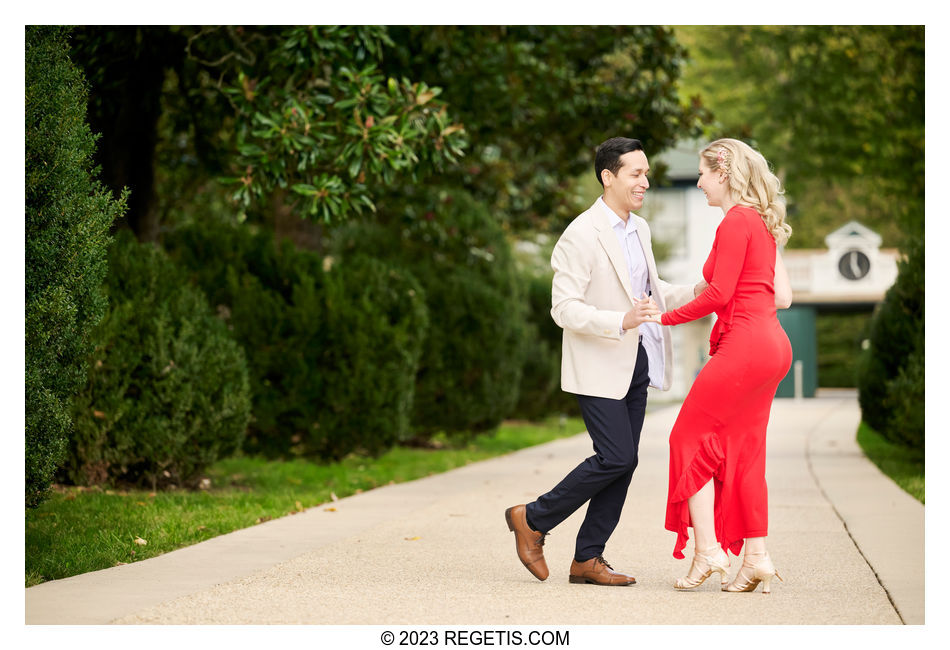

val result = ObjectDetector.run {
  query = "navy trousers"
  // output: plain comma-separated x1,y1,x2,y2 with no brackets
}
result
525,341,650,562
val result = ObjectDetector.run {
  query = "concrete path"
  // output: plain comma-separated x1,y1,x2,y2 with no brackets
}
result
25,391,923,626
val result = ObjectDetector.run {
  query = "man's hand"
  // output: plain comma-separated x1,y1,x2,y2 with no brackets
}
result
622,294,661,330
693,280,708,298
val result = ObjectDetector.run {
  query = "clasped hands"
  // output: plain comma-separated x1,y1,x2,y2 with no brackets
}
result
623,293,662,329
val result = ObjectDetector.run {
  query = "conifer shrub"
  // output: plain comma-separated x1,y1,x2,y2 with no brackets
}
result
509,271,579,420
26,26,127,507
857,236,924,450
67,231,251,488
332,189,529,439
165,220,428,459
318,254,429,458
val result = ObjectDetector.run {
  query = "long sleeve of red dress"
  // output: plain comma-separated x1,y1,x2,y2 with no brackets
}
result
660,210,752,327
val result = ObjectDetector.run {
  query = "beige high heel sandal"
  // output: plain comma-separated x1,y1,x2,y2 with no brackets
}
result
722,552,783,594
674,545,730,590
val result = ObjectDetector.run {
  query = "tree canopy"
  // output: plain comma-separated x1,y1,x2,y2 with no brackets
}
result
675,26,924,249
71,26,706,238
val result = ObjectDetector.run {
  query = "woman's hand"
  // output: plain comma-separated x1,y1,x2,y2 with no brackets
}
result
623,294,661,329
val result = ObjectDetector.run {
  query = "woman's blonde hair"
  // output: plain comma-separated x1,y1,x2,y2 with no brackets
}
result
701,138,792,246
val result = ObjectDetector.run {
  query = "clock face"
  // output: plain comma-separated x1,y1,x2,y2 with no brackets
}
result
838,249,871,280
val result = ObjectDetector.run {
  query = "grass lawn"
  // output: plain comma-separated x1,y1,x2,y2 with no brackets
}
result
25,416,585,587
856,420,924,504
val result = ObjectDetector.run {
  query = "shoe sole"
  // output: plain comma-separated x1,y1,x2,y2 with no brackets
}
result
568,575,635,586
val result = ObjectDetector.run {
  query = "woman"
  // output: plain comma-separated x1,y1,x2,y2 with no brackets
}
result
656,139,793,594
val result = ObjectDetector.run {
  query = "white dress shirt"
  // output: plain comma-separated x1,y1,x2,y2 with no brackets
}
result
599,198,665,389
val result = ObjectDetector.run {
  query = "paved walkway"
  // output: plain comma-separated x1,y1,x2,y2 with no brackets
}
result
25,391,924,626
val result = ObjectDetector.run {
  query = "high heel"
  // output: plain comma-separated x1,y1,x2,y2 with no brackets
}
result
674,545,729,590
722,552,783,594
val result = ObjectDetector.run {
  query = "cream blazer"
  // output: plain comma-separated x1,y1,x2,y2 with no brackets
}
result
551,199,695,399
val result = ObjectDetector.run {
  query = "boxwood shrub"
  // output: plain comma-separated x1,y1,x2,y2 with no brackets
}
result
332,188,529,439
66,231,251,488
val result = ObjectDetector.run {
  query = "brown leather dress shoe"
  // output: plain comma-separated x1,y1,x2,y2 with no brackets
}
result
568,556,637,586
505,505,549,581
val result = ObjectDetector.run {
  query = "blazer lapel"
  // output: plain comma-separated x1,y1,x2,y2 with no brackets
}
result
592,206,635,303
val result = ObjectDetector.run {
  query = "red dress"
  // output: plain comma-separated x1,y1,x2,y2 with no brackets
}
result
659,205,792,559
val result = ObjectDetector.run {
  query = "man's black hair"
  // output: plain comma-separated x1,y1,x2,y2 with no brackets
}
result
594,137,644,187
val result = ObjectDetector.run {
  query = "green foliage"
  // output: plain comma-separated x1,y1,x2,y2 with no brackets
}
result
319,254,430,457
509,272,579,420
675,26,924,248
165,220,328,456
25,26,127,508
383,26,708,232
332,189,529,438
815,310,875,388
67,231,251,488
857,237,924,449
217,26,466,222
72,26,466,233
165,220,428,459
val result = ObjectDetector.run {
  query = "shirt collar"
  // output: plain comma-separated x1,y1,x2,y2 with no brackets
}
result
597,197,638,234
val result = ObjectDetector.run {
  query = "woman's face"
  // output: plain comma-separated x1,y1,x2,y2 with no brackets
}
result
697,158,728,207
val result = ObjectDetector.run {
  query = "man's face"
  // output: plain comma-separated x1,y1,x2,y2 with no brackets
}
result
603,150,650,214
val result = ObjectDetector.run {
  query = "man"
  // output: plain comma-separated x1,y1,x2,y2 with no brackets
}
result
505,137,702,585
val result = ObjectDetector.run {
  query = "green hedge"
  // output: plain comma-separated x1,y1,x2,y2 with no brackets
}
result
320,254,429,457
857,236,924,450
165,220,428,459
25,26,127,507
66,232,251,488
509,271,579,420
332,189,529,439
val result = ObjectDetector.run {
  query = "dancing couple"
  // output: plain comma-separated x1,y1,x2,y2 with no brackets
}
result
505,136,793,593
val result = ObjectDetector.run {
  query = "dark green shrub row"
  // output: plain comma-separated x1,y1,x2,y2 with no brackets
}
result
509,271,579,420
857,236,924,450
25,26,127,507
165,219,429,459
331,189,530,439
66,231,251,488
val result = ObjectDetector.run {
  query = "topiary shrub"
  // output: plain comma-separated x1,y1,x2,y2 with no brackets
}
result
332,188,529,439
165,219,428,459
508,271,578,420
66,231,251,488
857,236,924,450
25,26,127,507
318,254,429,457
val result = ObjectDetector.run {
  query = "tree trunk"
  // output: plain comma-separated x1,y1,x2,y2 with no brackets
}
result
73,27,181,243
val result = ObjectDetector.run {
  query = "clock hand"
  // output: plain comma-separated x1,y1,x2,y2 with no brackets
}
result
849,251,862,278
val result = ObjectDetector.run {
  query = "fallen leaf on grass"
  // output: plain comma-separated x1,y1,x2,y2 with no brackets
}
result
330,492,339,502
134,537,147,546
196,526,207,532
295,500,304,512
256,516,273,524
